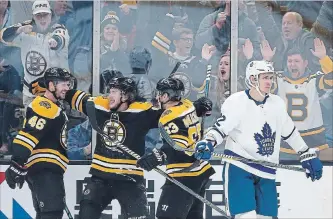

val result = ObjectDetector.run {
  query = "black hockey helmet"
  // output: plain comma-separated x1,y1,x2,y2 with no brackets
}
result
129,46,152,71
44,67,75,89
156,77,184,101
108,76,137,102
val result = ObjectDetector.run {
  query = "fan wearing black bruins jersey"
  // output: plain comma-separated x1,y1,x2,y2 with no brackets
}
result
64,76,213,219
137,77,215,219
5,67,75,219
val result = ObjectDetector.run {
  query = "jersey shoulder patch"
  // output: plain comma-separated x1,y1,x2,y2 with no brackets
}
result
127,102,152,112
30,96,61,119
92,96,110,111
160,100,194,125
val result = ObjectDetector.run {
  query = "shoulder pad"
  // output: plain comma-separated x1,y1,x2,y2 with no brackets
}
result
160,101,194,125
29,96,61,119
182,99,194,107
127,102,153,111
92,96,110,111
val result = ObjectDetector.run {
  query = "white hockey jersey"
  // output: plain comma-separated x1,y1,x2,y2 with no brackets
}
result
206,90,307,179
0,21,69,97
274,56,332,153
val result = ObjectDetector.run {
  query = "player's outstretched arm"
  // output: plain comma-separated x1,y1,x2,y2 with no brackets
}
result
64,89,91,114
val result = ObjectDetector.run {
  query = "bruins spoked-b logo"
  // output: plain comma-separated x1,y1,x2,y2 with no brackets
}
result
254,122,276,157
102,119,126,149
25,51,47,76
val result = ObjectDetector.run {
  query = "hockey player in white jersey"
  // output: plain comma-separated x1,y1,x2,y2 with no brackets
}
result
194,60,323,218
0,0,69,107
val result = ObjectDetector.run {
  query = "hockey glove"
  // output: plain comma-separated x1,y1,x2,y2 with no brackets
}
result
299,148,323,181
136,148,167,171
193,97,213,117
194,140,214,161
5,161,27,189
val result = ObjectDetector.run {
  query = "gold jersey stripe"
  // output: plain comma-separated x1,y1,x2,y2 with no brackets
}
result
93,154,137,165
18,131,39,144
32,149,69,163
155,32,171,45
13,139,33,152
26,158,67,171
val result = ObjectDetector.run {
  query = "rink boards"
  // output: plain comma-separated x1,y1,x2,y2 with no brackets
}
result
0,162,332,219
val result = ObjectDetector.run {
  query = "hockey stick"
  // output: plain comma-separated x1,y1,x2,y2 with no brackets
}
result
201,64,212,137
158,123,306,173
169,61,181,77
178,64,213,173
64,203,73,219
86,101,229,217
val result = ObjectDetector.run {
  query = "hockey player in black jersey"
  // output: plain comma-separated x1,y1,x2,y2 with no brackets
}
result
64,76,213,219
137,77,215,219
65,76,161,219
5,67,75,219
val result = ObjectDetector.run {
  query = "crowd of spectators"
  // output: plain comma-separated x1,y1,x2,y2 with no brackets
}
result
0,0,332,161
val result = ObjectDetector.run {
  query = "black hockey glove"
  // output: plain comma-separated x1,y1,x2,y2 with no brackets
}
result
5,161,27,189
136,148,167,171
193,97,213,117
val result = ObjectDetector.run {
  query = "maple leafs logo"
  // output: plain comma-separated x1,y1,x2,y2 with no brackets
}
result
254,122,276,157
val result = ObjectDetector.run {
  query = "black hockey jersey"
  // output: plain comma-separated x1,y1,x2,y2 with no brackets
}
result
11,96,69,175
159,99,215,178
66,90,163,183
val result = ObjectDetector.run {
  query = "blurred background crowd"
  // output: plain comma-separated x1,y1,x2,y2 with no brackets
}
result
0,0,332,161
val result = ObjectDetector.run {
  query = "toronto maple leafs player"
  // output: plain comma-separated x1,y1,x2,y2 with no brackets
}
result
194,60,323,218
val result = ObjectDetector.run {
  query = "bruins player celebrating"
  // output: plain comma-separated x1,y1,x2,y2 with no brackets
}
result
5,67,75,219
64,76,212,219
73,77,161,219
137,77,215,219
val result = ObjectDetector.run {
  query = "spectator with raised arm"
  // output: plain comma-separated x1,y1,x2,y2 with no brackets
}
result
262,38,332,160
195,0,261,60
100,11,130,75
0,0,69,107
271,12,320,72
151,13,216,101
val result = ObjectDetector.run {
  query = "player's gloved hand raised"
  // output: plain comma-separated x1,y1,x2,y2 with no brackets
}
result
194,140,214,161
136,148,167,171
299,148,323,181
5,161,27,189
193,97,213,117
